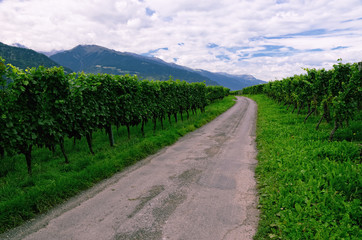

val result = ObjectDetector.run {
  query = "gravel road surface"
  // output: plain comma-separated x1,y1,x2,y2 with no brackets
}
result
2,96,259,240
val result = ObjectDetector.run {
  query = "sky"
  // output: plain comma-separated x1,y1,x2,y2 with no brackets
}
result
0,0,361,81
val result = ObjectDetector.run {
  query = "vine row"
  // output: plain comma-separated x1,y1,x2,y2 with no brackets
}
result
242,60,361,140
0,58,229,174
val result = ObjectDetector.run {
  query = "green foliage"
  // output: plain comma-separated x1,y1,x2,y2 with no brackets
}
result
230,90,243,95
206,85,229,102
330,63,361,128
243,60,362,140
242,83,264,95
250,95,361,240
1,58,228,174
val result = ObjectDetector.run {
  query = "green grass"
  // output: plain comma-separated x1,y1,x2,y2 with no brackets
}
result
247,95,361,240
0,96,236,234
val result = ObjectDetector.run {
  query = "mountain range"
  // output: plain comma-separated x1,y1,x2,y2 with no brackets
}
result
50,45,218,85
0,42,266,90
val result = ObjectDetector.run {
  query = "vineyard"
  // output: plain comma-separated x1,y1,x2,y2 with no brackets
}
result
242,60,362,140
0,57,234,233
0,57,229,175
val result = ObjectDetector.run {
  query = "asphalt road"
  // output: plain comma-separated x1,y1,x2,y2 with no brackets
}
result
3,96,259,240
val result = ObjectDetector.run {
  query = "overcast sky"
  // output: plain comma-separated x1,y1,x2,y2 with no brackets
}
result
1,0,361,80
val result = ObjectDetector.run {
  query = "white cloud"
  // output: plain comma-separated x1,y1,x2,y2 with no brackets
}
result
0,0,361,80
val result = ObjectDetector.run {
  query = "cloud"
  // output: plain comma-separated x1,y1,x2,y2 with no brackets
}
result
142,47,169,57
0,0,361,80
216,54,230,61
145,7,155,16
207,43,219,49
331,46,348,50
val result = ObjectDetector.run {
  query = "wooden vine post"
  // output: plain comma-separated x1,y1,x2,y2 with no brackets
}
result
358,62,362,71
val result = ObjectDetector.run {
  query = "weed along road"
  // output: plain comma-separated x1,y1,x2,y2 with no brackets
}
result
4,96,259,240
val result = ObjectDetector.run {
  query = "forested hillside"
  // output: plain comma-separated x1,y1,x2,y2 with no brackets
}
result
0,42,71,72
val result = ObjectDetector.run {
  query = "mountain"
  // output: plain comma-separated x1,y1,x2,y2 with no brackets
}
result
196,70,266,91
1,42,265,89
50,45,218,85
0,42,71,72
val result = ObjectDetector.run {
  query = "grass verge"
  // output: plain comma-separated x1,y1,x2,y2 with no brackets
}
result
247,95,361,239
0,96,236,234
